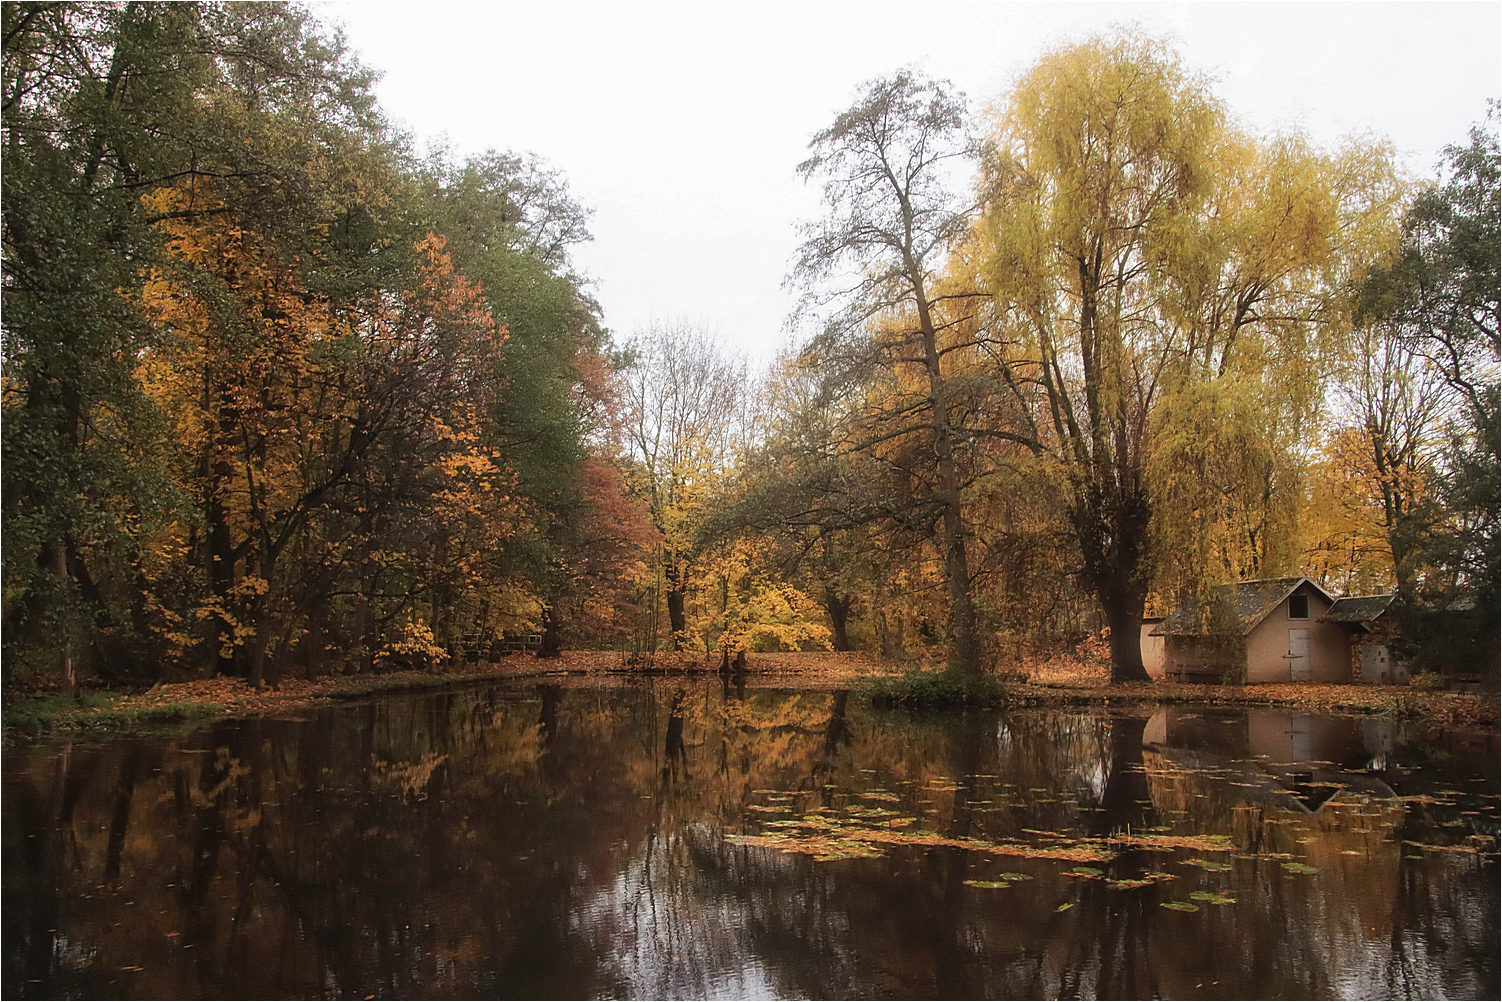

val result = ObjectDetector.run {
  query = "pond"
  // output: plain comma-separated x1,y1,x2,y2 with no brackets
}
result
4,680,1498,999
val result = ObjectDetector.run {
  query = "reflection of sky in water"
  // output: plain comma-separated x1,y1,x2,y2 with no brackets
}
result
587,829,782,1001
2,684,1496,999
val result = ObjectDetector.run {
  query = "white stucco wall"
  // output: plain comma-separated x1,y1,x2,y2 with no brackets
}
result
1244,586,1350,684
1140,621,1166,678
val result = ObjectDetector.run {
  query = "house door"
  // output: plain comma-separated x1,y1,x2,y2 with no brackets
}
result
1288,629,1310,682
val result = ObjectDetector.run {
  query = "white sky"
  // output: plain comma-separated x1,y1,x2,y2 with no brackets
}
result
317,1,1501,365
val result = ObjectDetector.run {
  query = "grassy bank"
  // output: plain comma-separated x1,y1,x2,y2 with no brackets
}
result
4,649,1496,742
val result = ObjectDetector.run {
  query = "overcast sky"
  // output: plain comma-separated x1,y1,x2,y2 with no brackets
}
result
318,1,1500,364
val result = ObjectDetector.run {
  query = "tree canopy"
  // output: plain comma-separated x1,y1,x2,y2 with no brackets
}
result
3,13,1495,691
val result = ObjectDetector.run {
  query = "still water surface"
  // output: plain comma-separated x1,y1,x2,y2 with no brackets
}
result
4,680,1498,999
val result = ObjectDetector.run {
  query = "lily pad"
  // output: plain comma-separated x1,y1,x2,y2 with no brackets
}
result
1160,901,1201,912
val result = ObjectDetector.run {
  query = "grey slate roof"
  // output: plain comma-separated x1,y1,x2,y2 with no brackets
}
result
1151,577,1335,637
1321,594,1395,624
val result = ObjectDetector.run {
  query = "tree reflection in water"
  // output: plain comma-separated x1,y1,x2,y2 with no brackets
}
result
2,683,1496,999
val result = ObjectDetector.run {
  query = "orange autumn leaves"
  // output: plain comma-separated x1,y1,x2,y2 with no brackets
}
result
131,185,537,679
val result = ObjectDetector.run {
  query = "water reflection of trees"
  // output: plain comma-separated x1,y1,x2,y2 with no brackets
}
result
2,688,1496,999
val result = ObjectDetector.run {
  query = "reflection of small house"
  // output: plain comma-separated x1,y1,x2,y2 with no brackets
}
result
1148,578,1354,684
1320,594,1405,684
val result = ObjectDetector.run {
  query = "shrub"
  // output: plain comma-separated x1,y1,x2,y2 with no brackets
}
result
864,666,1002,710
374,622,450,673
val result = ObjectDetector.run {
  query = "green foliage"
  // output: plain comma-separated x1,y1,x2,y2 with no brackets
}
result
3,691,220,737
1,3,630,691
863,666,1002,710
1355,110,1500,679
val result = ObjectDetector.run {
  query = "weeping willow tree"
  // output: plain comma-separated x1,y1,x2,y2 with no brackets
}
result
963,30,1402,682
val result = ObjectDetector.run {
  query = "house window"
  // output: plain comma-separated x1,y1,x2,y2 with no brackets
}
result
1288,594,1309,619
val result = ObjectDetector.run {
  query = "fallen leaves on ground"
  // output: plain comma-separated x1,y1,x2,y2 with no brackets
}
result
11,641,1496,735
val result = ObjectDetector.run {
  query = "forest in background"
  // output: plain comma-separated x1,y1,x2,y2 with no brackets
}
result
3,4,1497,693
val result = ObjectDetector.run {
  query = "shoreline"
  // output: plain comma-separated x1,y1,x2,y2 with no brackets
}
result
4,650,1496,741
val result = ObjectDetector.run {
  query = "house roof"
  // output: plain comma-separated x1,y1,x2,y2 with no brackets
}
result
1151,577,1335,637
1321,594,1395,624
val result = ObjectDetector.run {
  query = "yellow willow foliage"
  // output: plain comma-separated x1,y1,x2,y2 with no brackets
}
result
1301,425,1423,595
966,29,1404,604
1148,379,1305,591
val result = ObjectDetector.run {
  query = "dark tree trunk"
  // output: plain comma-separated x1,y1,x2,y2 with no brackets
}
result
823,587,853,651
1104,592,1150,683
665,561,687,650
538,605,563,658
1074,480,1153,684
207,381,239,678
912,268,982,674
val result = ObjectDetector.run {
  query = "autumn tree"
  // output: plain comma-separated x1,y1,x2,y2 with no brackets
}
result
1350,114,1500,676
968,31,1400,682
2,2,387,686
790,69,997,674
619,321,745,651
415,147,621,656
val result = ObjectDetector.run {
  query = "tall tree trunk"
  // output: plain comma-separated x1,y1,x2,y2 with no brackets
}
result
1076,481,1153,684
538,605,563,658
1104,596,1150,683
913,268,982,673
245,600,269,690
664,557,687,649
207,380,238,677
47,543,76,692
823,587,853,652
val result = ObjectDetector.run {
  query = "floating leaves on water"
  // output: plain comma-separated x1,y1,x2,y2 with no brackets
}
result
1065,866,1104,879
725,822,1116,864
1402,840,1485,854
1189,891,1236,905
1160,901,1200,912
1055,902,1075,912
964,879,1015,889
1280,861,1319,874
814,848,884,861
861,792,901,803
746,805,788,813
1144,871,1177,881
1107,878,1156,890
1103,833,1234,854
1183,858,1232,872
